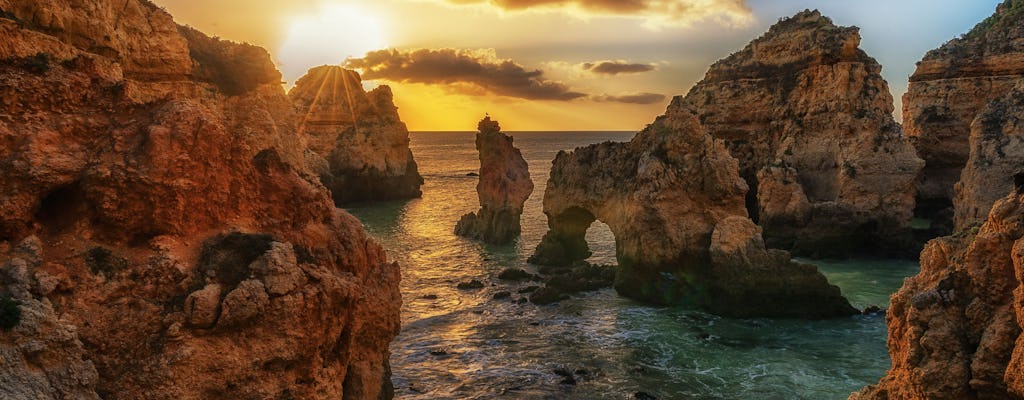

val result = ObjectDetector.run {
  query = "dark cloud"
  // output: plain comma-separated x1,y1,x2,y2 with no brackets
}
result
345,48,586,101
592,92,667,104
583,61,656,75
441,0,753,27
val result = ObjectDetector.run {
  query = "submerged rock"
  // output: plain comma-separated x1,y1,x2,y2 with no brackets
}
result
455,117,535,244
289,65,423,204
905,0,1024,230
0,1,401,398
529,97,856,318
681,10,923,258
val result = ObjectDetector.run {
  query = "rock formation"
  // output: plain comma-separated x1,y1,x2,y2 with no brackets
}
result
680,10,923,258
529,98,856,318
851,185,1024,399
289,65,423,205
455,116,534,244
905,0,1024,230
0,1,400,398
955,83,1024,230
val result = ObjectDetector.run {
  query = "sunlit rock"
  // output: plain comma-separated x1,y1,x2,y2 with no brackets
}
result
455,116,534,244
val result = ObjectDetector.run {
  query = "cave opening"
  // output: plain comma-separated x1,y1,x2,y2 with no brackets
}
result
583,220,617,266
743,172,760,223
35,181,87,235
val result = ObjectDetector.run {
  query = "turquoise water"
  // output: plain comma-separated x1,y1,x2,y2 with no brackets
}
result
347,131,919,400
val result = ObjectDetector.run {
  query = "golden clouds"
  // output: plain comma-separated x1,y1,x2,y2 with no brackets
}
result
438,0,753,28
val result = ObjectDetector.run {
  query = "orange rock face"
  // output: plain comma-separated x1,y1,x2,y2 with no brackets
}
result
905,0,1024,229
852,187,1024,399
455,117,534,244
0,1,400,399
681,10,923,258
289,65,423,204
529,99,856,318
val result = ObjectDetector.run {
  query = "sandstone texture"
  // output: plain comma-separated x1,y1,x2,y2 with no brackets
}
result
0,1,400,399
289,65,423,204
906,0,1024,228
529,99,856,318
681,10,923,258
852,186,1024,400
955,83,1024,230
455,116,534,244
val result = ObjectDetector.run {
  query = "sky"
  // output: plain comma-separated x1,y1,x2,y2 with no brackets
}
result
152,0,1002,131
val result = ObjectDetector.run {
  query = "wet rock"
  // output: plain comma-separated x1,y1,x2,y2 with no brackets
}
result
529,287,569,305
517,285,540,294
861,305,884,316
498,268,534,281
457,280,485,290
633,392,657,400
455,117,534,244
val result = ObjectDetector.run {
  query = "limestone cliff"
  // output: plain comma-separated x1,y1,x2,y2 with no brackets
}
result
529,98,856,318
851,185,1024,399
0,1,400,399
955,83,1024,230
455,116,534,244
906,0,1024,229
680,10,923,258
289,65,423,204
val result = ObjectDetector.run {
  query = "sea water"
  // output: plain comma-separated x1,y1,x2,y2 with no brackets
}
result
346,131,919,400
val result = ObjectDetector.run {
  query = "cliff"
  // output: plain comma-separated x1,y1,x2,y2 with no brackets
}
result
955,83,1024,230
0,1,400,398
289,65,423,204
905,0,1024,230
680,10,924,258
852,185,1024,399
455,116,534,244
529,98,856,318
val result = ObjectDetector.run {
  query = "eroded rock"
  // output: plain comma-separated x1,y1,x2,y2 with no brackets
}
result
529,98,855,318
0,1,401,398
289,65,423,204
455,116,535,244
905,0,1024,230
680,10,923,258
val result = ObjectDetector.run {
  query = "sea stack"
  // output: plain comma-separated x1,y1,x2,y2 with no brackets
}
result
905,0,1024,232
680,10,923,258
289,65,423,204
0,1,399,398
529,99,856,318
455,116,534,244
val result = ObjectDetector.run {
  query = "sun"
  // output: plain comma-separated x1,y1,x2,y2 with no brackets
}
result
277,4,388,85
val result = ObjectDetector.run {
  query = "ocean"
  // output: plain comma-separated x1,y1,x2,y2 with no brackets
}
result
346,131,919,400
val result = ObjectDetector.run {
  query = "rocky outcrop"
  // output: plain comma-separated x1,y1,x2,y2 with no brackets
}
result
905,0,1024,230
529,98,856,318
455,116,534,244
955,83,1024,230
0,1,400,398
851,185,1024,400
680,10,923,258
289,65,423,204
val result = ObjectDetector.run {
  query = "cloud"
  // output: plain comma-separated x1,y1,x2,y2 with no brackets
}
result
593,92,667,104
582,61,657,75
438,0,753,28
345,48,587,101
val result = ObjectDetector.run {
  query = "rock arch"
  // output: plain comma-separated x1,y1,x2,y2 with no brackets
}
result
530,100,856,318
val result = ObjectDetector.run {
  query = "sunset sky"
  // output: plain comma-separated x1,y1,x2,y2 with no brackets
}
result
152,0,1001,131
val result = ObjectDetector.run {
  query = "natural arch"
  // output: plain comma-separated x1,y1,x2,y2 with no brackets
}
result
529,102,856,318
